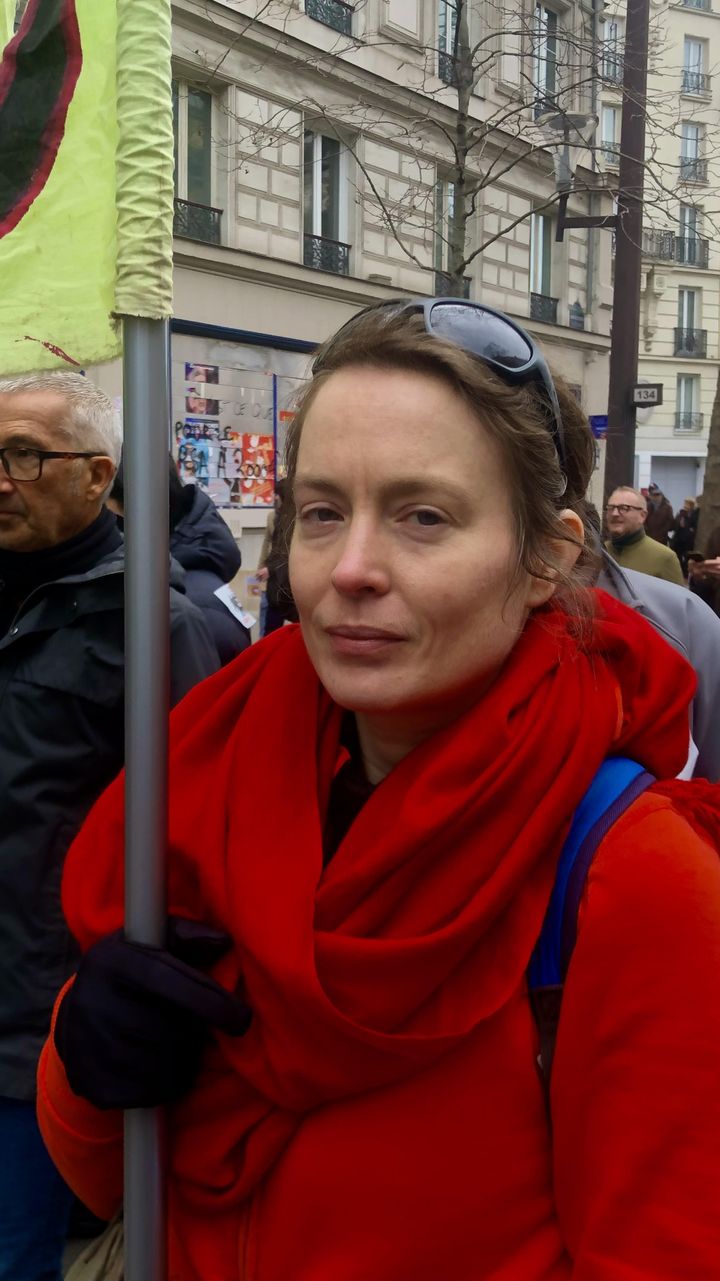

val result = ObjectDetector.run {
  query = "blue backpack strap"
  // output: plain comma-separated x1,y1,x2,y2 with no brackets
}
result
528,757,655,1092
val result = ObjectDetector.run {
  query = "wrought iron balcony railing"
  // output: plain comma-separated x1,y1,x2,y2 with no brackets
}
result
676,236,710,267
681,69,711,94
642,229,675,260
568,301,585,331
674,327,708,357
675,411,704,433
438,50,456,84
303,232,350,275
306,0,353,34
601,143,620,167
642,231,709,267
530,292,558,324
434,270,471,298
533,94,557,119
680,156,708,182
601,52,624,83
173,198,222,246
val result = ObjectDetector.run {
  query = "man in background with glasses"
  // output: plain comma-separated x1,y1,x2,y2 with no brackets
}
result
0,372,218,1281
604,486,684,586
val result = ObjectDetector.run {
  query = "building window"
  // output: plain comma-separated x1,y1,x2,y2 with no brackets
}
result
434,178,455,273
678,287,698,330
676,203,709,266
679,201,699,238
303,130,350,275
172,81,222,245
530,212,557,321
173,82,212,206
601,104,620,166
682,37,710,93
533,4,558,114
438,0,458,84
602,18,624,83
433,179,470,296
676,373,702,431
680,122,707,181
530,211,553,293
676,288,707,355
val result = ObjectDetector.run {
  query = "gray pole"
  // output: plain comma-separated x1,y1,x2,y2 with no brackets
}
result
604,0,650,496
122,315,171,1281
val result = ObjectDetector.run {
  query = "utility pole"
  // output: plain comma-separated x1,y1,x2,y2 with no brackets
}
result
603,0,651,496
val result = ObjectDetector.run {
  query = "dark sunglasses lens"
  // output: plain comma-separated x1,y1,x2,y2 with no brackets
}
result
429,303,533,369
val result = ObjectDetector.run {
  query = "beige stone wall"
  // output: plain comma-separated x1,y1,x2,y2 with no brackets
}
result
148,0,615,545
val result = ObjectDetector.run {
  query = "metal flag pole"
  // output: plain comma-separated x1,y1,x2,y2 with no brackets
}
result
122,315,171,1281
114,0,175,1263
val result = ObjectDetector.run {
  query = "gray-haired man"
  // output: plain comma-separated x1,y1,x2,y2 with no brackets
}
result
0,373,218,1281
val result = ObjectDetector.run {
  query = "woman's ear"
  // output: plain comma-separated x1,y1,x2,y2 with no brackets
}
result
526,509,585,609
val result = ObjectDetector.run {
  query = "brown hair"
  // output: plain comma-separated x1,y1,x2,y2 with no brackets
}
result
283,306,599,617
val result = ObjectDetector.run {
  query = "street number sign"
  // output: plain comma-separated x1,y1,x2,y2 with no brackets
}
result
631,383,663,406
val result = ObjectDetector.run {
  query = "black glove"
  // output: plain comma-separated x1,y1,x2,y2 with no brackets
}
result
54,917,251,1110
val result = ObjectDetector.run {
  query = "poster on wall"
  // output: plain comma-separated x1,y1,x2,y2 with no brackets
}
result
236,434,275,506
171,338,312,510
174,363,276,507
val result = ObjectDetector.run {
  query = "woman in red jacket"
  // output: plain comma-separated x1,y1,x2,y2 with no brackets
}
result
38,300,720,1280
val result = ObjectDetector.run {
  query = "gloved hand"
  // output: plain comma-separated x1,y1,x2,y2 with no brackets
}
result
54,916,251,1110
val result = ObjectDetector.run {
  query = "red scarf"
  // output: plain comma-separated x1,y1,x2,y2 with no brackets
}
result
62,590,694,1222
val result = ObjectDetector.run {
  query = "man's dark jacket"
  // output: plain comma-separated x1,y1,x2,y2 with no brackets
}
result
169,486,251,665
0,545,219,1099
645,495,674,545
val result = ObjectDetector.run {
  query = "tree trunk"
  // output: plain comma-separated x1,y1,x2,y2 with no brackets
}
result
446,0,472,294
696,364,720,553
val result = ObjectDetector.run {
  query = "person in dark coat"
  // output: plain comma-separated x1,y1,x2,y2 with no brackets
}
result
670,498,697,577
644,483,675,545
688,524,720,617
109,456,251,665
0,372,219,1281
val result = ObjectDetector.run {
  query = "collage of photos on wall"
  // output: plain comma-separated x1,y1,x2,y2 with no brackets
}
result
175,362,276,508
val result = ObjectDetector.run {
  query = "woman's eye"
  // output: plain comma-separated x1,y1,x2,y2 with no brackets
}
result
409,509,445,527
302,506,341,524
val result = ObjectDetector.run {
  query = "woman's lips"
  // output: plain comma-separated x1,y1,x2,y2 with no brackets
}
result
324,626,405,656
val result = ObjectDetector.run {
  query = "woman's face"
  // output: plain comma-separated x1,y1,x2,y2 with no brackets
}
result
290,366,556,729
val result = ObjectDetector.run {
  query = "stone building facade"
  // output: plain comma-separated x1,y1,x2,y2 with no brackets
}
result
600,0,720,510
94,0,615,563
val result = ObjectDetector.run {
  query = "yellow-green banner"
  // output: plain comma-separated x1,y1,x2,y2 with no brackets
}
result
0,1,14,54
0,0,173,375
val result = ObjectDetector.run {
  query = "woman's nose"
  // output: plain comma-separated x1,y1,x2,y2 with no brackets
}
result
330,520,390,596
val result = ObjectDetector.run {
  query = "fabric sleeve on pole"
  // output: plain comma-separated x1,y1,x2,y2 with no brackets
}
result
114,0,174,319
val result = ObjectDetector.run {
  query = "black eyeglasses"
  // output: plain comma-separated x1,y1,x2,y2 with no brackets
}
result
0,447,101,483
605,503,645,515
314,297,568,481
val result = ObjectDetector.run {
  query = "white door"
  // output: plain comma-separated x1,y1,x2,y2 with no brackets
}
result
650,457,701,510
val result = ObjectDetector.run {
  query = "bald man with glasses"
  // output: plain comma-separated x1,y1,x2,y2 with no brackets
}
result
604,487,684,586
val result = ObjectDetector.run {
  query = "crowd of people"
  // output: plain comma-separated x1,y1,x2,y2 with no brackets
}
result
1,301,720,1281
603,480,720,606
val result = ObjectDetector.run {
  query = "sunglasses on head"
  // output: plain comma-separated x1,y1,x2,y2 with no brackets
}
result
314,297,568,483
